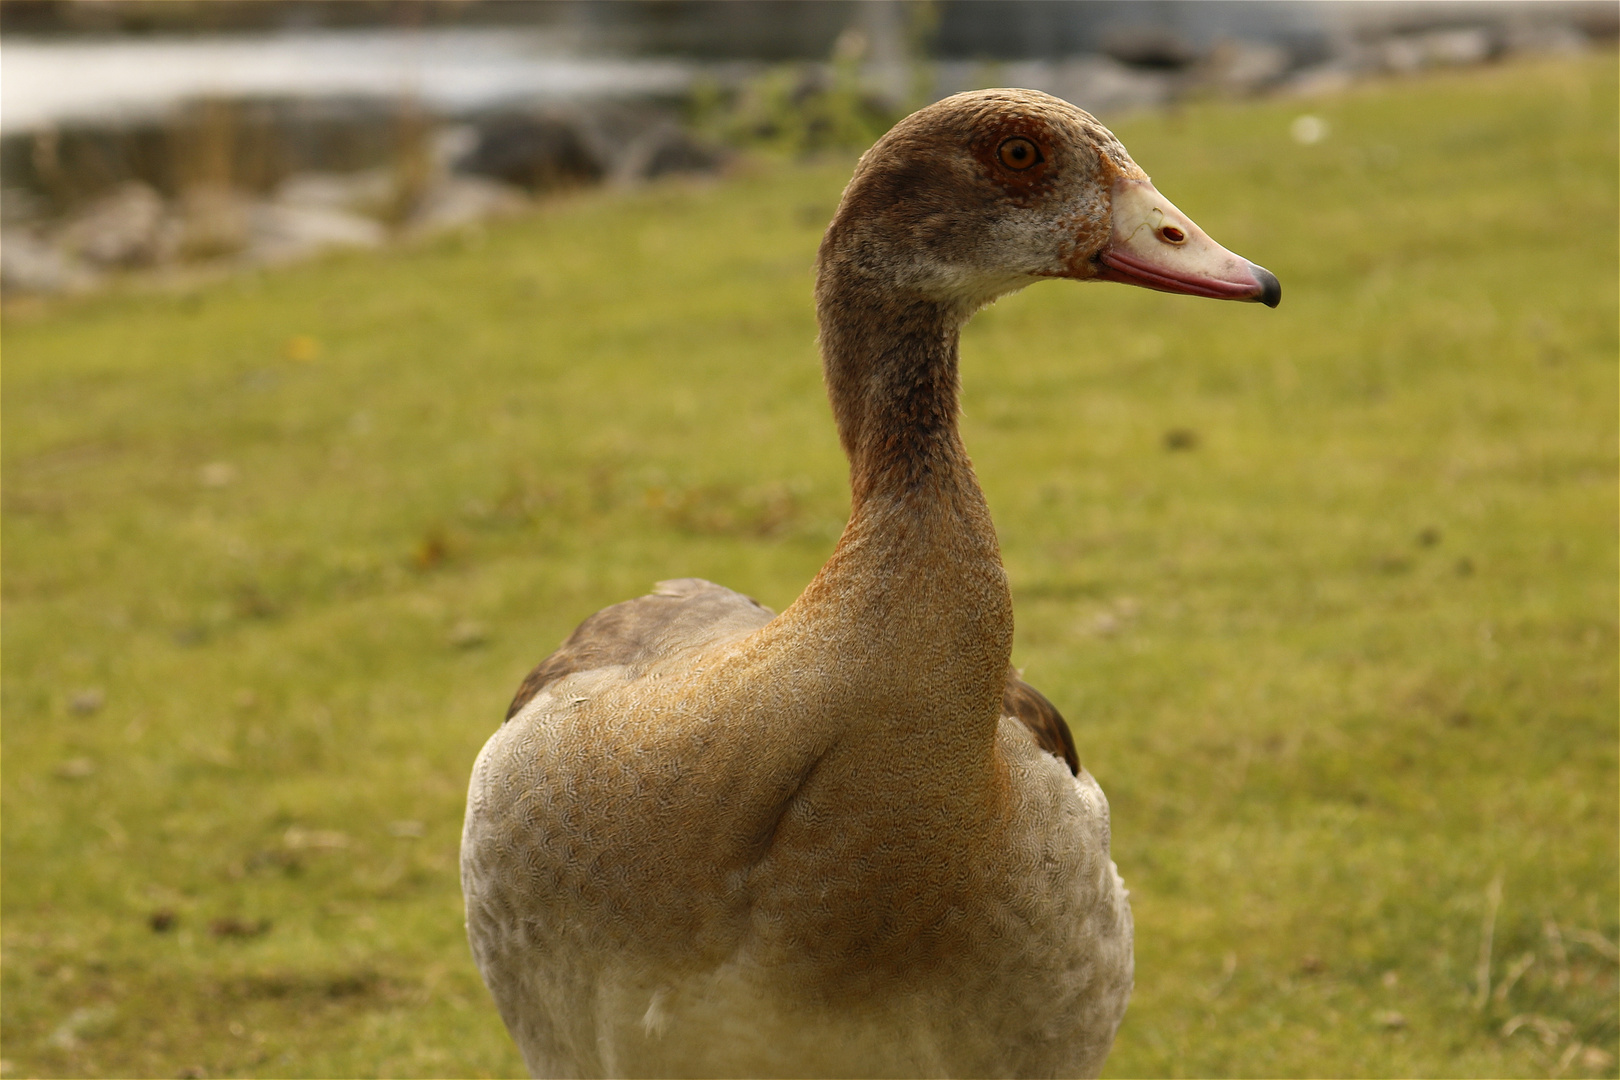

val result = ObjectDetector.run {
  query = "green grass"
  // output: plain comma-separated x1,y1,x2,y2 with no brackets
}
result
4,54,1616,1078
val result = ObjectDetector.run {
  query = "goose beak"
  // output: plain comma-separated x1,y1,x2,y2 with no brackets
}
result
1097,179,1280,308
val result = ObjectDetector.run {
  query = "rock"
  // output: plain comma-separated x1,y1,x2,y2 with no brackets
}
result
1,186,49,226
1040,57,1176,118
1279,60,1360,99
404,174,528,236
274,169,394,217
0,228,97,294
1380,27,1497,74
457,113,605,193
1502,22,1590,57
1203,39,1294,95
176,185,252,259
57,181,175,267
1101,26,1202,70
612,121,727,184
243,200,386,265
560,101,729,184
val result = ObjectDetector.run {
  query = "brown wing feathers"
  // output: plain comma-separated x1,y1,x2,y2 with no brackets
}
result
1002,668,1080,775
505,578,774,720
508,584,1079,777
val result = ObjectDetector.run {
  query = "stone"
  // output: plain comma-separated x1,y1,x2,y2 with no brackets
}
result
457,112,605,193
1204,39,1294,95
1380,27,1497,74
0,228,97,294
176,185,252,259
404,174,528,236
243,200,386,265
612,122,727,184
57,181,175,267
274,169,395,216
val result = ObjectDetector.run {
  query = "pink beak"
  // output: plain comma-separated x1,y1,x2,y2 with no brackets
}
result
1098,179,1280,307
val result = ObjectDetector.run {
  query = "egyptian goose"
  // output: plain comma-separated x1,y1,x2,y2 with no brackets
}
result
462,88,1278,1078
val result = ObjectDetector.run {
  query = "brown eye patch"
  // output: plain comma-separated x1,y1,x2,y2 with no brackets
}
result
997,137,1042,171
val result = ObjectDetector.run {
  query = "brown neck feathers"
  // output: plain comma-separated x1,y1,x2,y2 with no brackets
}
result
801,263,1013,771
816,274,977,514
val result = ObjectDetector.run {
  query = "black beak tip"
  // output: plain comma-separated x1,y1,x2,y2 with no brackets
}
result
1253,265,1281,309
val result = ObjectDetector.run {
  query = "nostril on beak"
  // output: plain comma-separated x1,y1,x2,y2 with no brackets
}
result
1159,226,1185,244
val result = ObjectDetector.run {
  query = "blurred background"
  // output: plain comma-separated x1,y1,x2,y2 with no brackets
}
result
3,0,1615,295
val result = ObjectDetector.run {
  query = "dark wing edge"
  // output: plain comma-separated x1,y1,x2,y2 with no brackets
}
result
505,578,775,720
1002,667,1080,776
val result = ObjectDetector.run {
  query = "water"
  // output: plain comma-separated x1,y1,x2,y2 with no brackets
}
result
0,28,697,134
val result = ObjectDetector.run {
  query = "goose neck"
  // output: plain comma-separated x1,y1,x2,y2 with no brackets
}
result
811,272,1011,643
817,281,980,517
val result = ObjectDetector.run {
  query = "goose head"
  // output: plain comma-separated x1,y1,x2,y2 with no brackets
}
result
819,87,1280,316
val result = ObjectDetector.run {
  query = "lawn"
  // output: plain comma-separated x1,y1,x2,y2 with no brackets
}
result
3,53,1616,1078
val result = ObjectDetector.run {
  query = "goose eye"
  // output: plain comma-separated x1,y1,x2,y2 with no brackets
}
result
997,137,1041,171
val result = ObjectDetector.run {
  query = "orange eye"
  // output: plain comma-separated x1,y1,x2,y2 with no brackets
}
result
997,137,1041,171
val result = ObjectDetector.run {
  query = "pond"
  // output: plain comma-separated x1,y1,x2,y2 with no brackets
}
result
0,28,697,134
